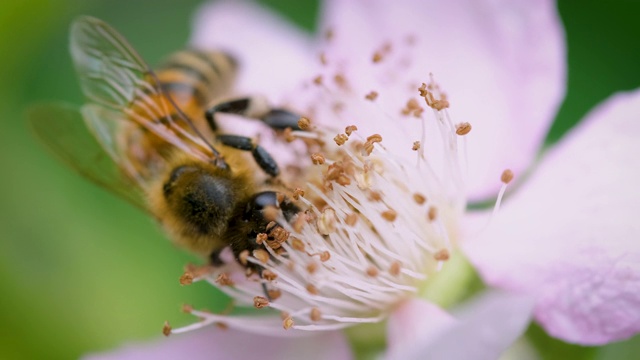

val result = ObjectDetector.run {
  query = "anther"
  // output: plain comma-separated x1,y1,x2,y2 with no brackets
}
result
268,289,282,300
306,284,319,295
256,233,268,245
318,208,337,235
427,206,438,221
372,51,384,63
365,91,379,101
455,122,472,136
389,261,402,276
334,133,349,146
311,153,326,165
501,169,514,184
216,273,234,286
434,249,450,261
345,125,358,135
366,266,379,277
345,213,358,226
310,307,322,322
293,187,305,200
413,193,426,205
292,238,306,252
254,296,270,309
283,316,294,330
412,141,421,151
179,272,194,286
239,250,249,266
381,209,397,222
313,75,323,85
162,321,172,337
253,249,270,264
262,270,278,281
306,262,318,274
319,251,331,262
298,117,311,130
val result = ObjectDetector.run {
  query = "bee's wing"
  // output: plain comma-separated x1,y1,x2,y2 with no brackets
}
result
27,103,148,210
70,16,221,164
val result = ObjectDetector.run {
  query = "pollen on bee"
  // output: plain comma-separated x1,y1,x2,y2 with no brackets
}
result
434,249,450,261
412,141,421,151
262,270,278,281
283,316,294,330
162,321,172,337
253,249,270,264
179,272,194,286
501,169,514,184
345,125,358,135
254,296,270,309
455,122,472,136
311,153,326,165
334,133,349,146
215,273,234,286
310,307,322,322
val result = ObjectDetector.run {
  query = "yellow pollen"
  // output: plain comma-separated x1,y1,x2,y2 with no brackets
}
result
413,193,426,204
412,141,421,151
501,169,514,184
293,187,305,200
254,296,269,309
365,91,379,101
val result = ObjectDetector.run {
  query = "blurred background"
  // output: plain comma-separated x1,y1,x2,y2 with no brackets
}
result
0,0,639,359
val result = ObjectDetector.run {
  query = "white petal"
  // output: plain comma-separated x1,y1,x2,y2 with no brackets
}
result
387,292,534,360
83,326,351,360
465,90,640,344
190,1,314,102
318,0,566,198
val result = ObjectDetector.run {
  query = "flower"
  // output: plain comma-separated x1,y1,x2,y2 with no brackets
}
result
86,0,640,358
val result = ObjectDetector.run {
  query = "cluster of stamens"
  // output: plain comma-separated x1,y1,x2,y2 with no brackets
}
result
165,29,516,336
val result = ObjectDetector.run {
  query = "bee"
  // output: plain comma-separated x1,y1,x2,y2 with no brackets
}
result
28,16,303,277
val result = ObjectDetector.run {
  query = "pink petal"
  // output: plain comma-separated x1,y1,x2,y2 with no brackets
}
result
464,90,640,344
190,1,314,102
387,292,534,359
318,0,566,199
83,326,351,360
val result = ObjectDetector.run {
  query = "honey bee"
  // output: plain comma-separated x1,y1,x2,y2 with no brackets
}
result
28,16,303,277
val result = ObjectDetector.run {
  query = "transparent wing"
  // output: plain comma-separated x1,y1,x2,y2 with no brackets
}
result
70,15,221,164
27,103,147,210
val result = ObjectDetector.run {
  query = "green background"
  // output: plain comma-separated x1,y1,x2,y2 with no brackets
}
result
0,0,638,359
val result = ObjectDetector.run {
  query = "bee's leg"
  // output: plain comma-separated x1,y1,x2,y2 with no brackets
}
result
205,96,302,132
217,134,280,177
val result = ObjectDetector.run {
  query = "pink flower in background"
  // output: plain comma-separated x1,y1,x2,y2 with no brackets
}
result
87,0,640,358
